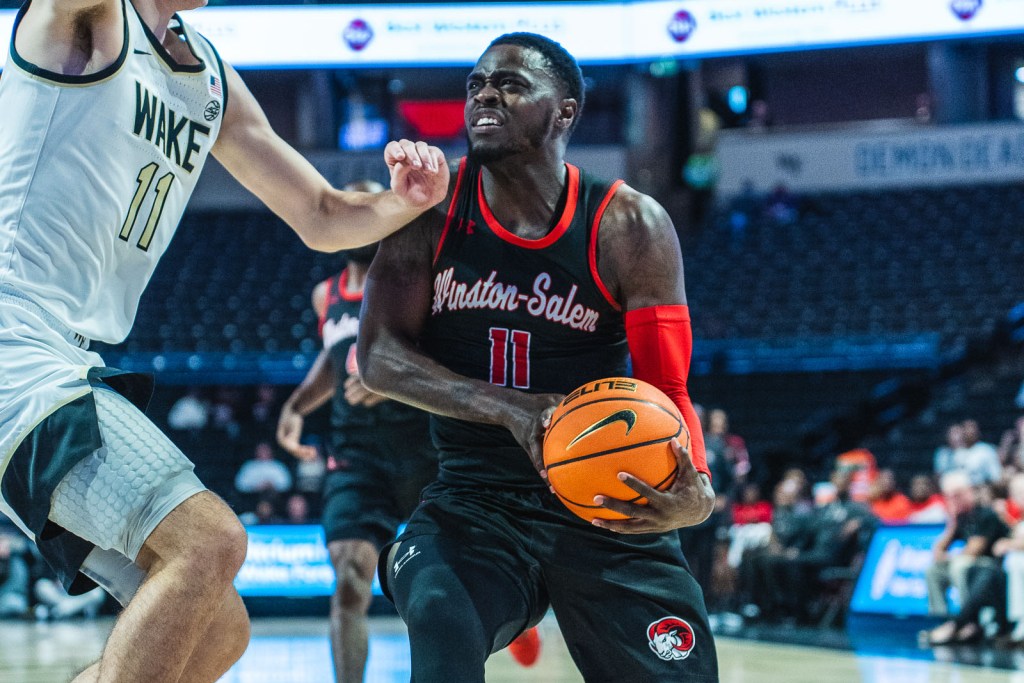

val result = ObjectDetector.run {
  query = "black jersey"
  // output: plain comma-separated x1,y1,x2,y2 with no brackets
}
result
423,160,629,488
320,269,425,438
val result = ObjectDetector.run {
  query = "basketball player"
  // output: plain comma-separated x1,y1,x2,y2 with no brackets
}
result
358,33,718,681
0,0,447,680
277,180,439,683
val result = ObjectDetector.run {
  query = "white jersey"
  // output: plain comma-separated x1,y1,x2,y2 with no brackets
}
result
0,0,227,343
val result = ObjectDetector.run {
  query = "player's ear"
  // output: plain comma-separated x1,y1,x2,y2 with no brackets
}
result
556,98,577,133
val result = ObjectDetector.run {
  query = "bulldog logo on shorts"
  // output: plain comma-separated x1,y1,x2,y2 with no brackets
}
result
647,616,695,661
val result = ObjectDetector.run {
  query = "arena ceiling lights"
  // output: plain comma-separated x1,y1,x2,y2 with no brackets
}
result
1,0,1023,69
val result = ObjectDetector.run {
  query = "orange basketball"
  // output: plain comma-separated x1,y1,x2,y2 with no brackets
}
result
543,377,688,522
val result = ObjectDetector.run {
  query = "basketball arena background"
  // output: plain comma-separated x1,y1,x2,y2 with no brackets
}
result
2,0,1024,680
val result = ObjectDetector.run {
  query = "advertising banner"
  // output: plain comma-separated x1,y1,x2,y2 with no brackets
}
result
717,121,1024,195
850,524,945,617
3,1,1023,69
234,524,389,597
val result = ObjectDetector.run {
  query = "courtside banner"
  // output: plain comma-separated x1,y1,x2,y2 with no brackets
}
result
2,0,1022,69
234,524,390,597
849,524,953,617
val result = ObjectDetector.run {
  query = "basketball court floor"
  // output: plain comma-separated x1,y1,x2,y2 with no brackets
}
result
3,613,1024,682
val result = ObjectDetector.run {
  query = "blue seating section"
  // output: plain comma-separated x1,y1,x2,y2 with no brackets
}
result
97,183,1024,358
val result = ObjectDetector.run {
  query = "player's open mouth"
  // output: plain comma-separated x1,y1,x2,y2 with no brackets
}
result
471,111,505,131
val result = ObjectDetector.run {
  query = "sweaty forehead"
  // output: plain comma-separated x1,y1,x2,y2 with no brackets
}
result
472,44,555,81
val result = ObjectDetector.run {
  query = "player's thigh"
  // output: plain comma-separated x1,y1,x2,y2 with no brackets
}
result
546,536,719,683
383,533,541,654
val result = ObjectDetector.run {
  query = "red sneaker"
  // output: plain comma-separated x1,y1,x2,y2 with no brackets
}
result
508,626,542,667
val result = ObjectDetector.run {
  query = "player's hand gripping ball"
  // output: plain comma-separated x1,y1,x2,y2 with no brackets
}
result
542,377,689,522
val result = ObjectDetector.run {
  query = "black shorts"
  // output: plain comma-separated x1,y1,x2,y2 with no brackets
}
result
381,481,719,682
321,422,437,549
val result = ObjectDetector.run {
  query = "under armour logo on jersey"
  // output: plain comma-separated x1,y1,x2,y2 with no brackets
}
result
393,545,421,576
457,218,476,234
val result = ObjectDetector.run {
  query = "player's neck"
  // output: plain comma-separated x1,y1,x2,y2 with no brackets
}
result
480,154,568,230
131,0,176,45
345,264,368,294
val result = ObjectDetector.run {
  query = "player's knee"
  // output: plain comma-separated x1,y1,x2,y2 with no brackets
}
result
403,585,460,630
332,556,374,615
334,570,372,614
188,515,248,585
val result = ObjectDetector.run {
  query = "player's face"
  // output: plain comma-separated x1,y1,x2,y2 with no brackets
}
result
465,45,562,164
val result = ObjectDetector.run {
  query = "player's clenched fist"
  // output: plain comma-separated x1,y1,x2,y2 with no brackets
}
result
385,140,450,210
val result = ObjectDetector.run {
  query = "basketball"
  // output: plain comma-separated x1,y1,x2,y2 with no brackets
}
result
543,377,688,522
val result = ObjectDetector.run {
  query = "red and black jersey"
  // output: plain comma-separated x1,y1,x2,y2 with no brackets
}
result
423,159,628,488
320,269,425,441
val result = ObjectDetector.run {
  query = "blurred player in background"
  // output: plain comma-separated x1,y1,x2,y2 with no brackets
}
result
358,33,718,681
277,180,439,683
0,0,447,678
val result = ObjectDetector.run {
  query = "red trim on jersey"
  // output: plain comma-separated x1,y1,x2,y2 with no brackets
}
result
624,305,709,479
588,179,625,312
477,163,580,250
337,268,363,302
434,158,468,267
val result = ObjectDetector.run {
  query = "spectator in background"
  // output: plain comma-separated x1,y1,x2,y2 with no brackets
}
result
869,469,913,524
732,482,772,526
835,449,878,503
762,470,875,623
779,467,814,512
993,473,1024,643
166,387,209,432
995,472,1024,528
707,408,751,487
235,441,293,495
211,387,242,441
956,419,1001,486
285,493,311,525
907,474,948,524
249,384,279,441
736,476,813,620
934,423,965,476
239,496,282,526
998,416,1024,469
925,471,1010,645
727,483,773,569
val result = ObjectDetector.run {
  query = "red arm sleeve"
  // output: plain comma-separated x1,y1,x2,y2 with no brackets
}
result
624,305,709,479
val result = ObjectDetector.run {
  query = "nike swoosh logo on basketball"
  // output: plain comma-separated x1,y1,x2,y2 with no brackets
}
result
568,409,637,449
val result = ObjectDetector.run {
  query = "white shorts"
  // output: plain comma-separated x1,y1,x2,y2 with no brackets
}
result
0,289,206,604
51,387,206,605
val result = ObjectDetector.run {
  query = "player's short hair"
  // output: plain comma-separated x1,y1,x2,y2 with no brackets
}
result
487,32,585,131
